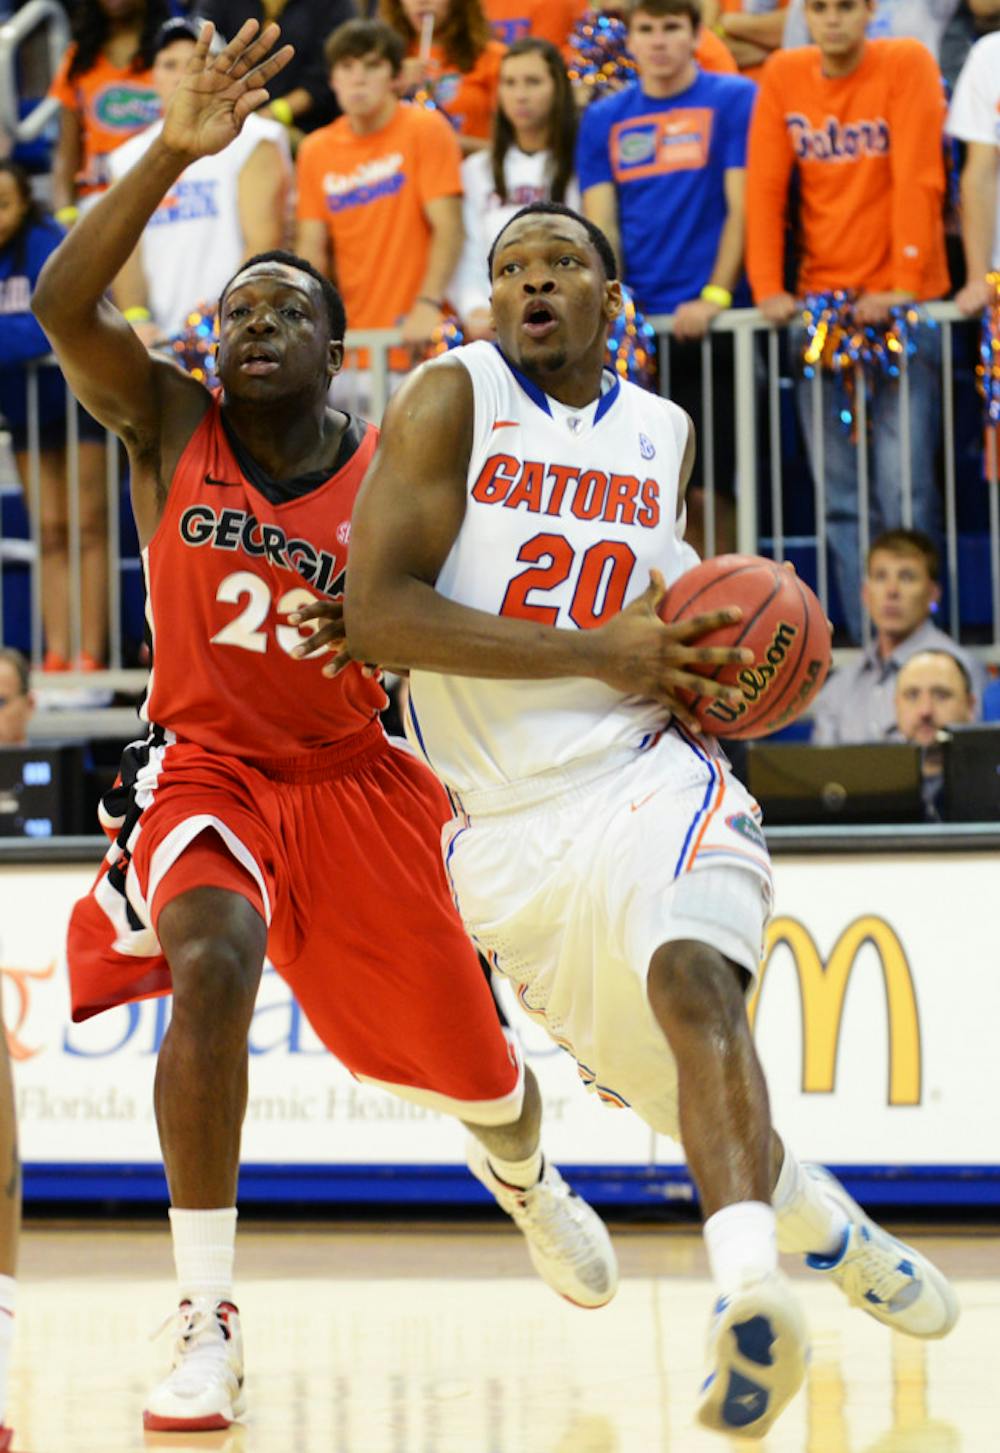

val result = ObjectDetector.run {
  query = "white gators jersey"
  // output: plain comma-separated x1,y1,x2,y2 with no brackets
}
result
406,341,698,792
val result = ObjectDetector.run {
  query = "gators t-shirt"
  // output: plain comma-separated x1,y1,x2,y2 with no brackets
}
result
49,47,159,197
576,70,756,312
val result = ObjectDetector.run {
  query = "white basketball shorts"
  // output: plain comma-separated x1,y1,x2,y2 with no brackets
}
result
441,726,774,1142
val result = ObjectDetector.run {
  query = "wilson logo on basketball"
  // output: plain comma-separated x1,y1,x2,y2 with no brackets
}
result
658,554,832,738
704,620,797,726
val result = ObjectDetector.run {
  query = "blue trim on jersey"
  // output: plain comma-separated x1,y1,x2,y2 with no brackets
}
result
493,344,552,416
493,344,621,427
594,376,621,423
404,692,433,766
672,727,716,879
444,825,468,881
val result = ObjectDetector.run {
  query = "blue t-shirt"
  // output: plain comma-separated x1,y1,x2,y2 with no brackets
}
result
576,70,756,314
0,218,68,432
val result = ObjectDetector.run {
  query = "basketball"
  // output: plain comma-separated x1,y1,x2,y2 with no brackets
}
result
658,554,831,739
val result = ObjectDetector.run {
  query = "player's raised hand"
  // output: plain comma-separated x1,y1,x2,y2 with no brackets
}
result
587,569,752,728
161,19,294,162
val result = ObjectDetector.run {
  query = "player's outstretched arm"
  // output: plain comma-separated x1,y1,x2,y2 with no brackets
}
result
32,21,293,469
343,364,750,711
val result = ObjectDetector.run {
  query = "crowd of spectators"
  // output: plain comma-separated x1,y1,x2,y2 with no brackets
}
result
810,527,985,743
0,0,998,760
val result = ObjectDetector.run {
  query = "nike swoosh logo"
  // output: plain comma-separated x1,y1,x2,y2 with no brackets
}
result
204,473,239,486
491,420,519,431
630,790,659,813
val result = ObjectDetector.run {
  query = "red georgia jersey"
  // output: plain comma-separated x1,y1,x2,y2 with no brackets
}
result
143,399,385,759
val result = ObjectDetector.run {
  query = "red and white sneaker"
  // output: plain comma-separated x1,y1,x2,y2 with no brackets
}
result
143,1298,245,1431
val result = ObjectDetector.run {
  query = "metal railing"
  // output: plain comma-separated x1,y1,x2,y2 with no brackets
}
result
0,0,69,146
2,308,997,695
647,303,998,653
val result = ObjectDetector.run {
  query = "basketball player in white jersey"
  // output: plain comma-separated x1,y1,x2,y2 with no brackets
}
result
323,202,959,1440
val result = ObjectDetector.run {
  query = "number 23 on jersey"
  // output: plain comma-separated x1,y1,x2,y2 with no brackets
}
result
210,572,331,657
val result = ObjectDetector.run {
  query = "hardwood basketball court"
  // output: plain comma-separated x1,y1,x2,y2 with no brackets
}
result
12,1220,997,1451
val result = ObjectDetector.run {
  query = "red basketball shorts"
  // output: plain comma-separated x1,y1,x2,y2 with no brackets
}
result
66,721,523,1125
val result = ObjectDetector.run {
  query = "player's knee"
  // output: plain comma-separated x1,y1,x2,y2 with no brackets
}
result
79,509,107,548
168,935,259,1034
647,939,748,1043
39,519,69,557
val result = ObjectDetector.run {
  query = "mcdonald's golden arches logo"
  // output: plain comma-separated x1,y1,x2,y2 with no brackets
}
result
749,915,921,1106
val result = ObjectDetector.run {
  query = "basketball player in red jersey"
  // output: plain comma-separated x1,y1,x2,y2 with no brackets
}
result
32,24,616,1434
337,201,960,1440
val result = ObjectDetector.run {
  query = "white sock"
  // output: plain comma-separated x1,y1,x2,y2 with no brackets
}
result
486,1146,544,1190
169,1207,237,1303
772,1147,849,1256
703,1202,778,1297
0,1276,14,1425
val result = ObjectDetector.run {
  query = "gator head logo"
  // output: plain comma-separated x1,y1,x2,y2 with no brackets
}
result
93,84,160,131
726,812,766,851
433,72,462,106
619,129,657,165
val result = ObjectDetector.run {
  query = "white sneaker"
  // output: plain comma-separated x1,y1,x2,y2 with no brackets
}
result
697,1271,808,1440
143,1298,245,1431
801,1166,960,1338
466,1139,618,1308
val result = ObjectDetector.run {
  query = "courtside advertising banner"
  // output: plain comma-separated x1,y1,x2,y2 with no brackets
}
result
2,854,998,1182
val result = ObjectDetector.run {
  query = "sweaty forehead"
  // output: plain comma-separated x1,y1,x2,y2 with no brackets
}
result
224,265,318,307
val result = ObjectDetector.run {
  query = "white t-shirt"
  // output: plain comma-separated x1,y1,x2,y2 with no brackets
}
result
108,115,290,336
451,146,580,320
783,0,958,60
946,32,1000,271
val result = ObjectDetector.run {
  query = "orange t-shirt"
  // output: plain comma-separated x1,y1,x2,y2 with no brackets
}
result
485,0,586,51
746,39,949,301
695,28,739,75
296,101,462,331
49,46,159,197
414,40,507,141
